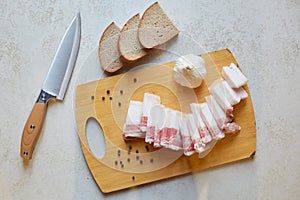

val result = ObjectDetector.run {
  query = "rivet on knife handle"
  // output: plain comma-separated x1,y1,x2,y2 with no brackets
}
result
20,91,52,159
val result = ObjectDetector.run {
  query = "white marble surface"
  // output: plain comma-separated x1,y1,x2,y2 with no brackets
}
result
1,0,299,199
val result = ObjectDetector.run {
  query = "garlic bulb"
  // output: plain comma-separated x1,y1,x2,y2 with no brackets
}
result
173,54,207,88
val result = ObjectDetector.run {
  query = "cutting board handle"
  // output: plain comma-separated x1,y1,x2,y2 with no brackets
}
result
75,82,100,152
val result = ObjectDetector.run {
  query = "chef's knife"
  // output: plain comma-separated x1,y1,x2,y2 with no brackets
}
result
20,13,81,160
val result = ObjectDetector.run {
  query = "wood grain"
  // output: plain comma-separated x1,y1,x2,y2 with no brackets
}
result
75,49,256,193
20,102,47,159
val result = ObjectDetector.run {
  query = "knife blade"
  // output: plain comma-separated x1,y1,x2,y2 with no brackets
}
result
20,13,81,160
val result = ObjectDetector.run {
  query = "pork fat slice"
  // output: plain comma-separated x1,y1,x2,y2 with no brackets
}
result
146,104,165,145
123,100,145,139
199,103,225,140
141,93,161,132
160,108,182,150
161,109,182,150
209,79,233,115
186,114,206,153
180,114,196,156
205,95,232,129
190,103,212,144
205,95,241,134
222,63,248,88
160,108,173,147
234,87,248,100
222,80,241,105
148,104,166,148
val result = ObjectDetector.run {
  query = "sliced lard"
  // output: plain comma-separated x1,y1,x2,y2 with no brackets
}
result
199,103,225,140
205,95,233,129
180,114,196,156
186,114,206,153
209,79,233,116
222,63,248,88
190,103,212,144
161,109,182,150
222,80,241,105
140,93,161,132
206,95,241,134
123,100,145,139
147,104,166,148
234,87,248,100
145,104,163,144
160,108,171,146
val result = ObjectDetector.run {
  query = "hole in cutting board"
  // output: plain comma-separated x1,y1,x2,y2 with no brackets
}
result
85,117,106,159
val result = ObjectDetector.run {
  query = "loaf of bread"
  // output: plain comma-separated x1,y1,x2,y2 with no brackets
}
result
98,22,124,73
118,13,150,62
138,2,179,49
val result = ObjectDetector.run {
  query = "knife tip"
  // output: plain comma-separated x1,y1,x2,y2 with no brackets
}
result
72,12,81,23
76,12,81,20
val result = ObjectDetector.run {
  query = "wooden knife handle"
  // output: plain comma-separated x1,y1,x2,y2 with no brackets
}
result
20,102,47,159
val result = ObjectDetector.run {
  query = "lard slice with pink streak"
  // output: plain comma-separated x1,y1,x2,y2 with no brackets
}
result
180,114,196,156
199,102,225,140
140,93,161,132
147,104,166,148
209,79,233,116
206,95,241,134
123,100,145,140
205,95,233,128
160,109,182,150
190,103,212,144
186,114,206,153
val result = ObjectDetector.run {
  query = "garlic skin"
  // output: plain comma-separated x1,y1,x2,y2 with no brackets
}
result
173,54,207,88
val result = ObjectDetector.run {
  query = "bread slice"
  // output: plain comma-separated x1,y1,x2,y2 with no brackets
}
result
118,13,150,62
138,2,179,49
98,22,124,73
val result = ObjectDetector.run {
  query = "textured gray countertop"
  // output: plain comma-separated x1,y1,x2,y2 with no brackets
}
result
0,0,299,199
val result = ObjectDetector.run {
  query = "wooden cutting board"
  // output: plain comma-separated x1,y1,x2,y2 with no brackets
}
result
75,49,256,193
